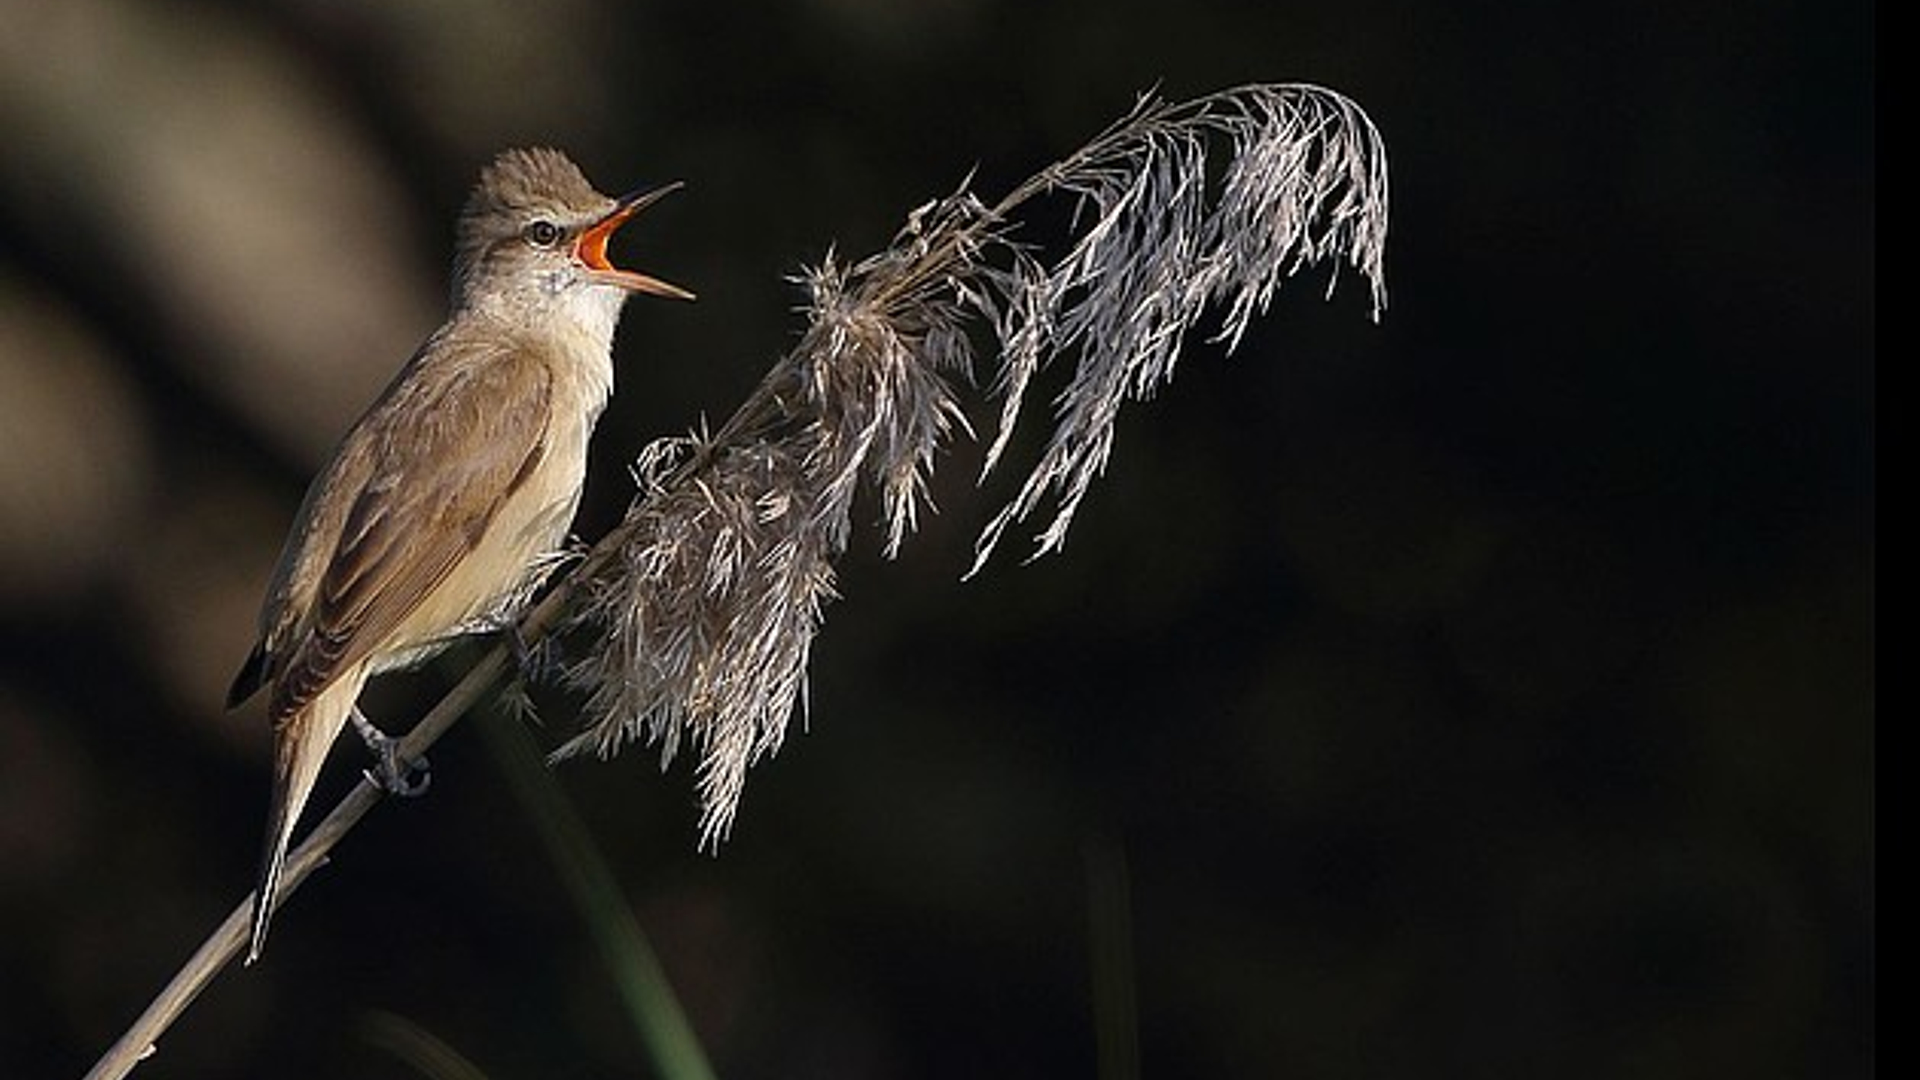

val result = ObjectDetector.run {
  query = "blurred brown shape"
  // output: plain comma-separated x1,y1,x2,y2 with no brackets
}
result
0,280,150,602
1,0,437,461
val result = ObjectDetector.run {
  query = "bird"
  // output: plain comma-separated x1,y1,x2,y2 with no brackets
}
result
225,147,692,963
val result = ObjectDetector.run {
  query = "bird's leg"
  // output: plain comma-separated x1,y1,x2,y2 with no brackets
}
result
350,707,431,797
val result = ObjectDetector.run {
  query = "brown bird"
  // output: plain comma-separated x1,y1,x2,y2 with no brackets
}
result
226,148,691,963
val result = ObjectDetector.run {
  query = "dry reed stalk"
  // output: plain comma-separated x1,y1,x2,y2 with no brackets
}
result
86,82,1387,1079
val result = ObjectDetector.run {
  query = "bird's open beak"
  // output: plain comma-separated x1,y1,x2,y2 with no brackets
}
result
575,182,695,300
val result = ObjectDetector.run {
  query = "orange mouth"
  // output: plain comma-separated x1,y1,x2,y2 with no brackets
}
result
574,182,694,300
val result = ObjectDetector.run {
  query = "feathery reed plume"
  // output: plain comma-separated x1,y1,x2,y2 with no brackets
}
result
554,83,1390,846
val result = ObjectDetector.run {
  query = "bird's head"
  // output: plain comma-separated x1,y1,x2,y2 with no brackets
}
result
452,147,693,318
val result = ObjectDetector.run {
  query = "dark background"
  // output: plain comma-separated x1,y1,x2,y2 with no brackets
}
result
2,0,1872,1077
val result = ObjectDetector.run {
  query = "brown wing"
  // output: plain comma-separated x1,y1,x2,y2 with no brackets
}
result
265,349,552,722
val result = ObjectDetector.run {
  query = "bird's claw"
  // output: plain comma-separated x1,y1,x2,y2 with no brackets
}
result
363,752,431,798
349,708,431,797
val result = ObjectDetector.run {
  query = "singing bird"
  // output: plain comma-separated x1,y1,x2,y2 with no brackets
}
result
226,148,691,962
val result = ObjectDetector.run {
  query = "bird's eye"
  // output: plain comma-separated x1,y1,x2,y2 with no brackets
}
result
524,220,563,248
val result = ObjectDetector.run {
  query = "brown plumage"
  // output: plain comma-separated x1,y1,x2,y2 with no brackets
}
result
228,148,690,962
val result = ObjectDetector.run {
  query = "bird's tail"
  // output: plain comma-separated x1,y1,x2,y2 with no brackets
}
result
248,671,362,964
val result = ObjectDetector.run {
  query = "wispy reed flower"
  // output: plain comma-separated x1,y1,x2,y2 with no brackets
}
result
552,83,1390,846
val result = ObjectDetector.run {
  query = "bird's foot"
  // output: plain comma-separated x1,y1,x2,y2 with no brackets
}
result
349,708,431,797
